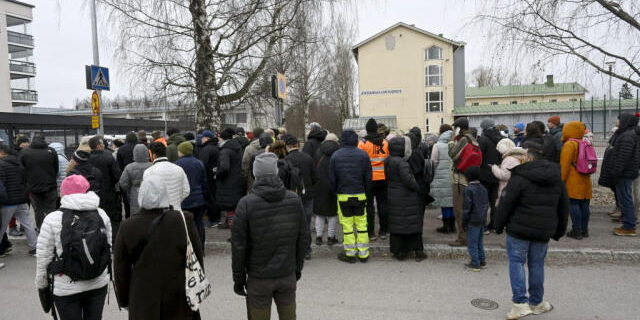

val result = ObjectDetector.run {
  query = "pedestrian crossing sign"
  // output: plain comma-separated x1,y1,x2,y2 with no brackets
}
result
85,65,110,91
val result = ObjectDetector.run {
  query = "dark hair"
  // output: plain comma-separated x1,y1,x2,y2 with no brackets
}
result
112,139,124,148
166,127,180,136
526,122,542,138
464,165,481,181
532,121,546,135
526,142,545,160
88,136,103,150
183,132,195,141
33,133,45,142
439,124,453,134
469,127,478,139
0,144,11,155
149,142,166,157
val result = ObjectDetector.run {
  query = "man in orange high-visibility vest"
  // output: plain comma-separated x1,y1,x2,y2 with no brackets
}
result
358,118,390,241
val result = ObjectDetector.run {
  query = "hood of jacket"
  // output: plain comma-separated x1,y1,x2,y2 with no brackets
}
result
167,133,186,146
505,147,527,159
49,142,65,156
138,174,170,210
203,138,219,148
389,136,406,157
618,113,639,133
221,137,242,152
320,140,340,157
2,154,20,167
60,191,100,210
307,128,327,142
30,139,49,149
340,130,358,147
482,127,503,144
511,160,561,186
561,121,586,142
133,144,150,163
438,130,453,143
252,174,286,202
365,132,385,148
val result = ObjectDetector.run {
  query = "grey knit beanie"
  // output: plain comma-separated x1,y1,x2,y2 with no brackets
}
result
253,152,279,178
480,118,496,130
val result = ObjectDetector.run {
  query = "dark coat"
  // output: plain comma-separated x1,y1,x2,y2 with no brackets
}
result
216,139,246,210
462,181,489,228
524,135,545,150
385,137,421,235
495,160,570,242
329,130,372,195
478,127,502,185
89,150,122,218
116,141,136,171
19,139,59,193
198,139,219,202
407,133,429,197
232,175,306,283
608,114,640,181
113,209,202,320
285,149,317,201
313,141,340,216
68,160,103,193
166,133,187,163
0,155,28,205
302,129,327,158
512,133,525,148
543,125,563,162
176,155,207,210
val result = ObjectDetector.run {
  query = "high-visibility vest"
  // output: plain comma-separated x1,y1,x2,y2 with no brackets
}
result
358,139,389,181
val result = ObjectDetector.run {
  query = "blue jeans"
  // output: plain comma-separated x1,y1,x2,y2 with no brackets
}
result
466,226,485,266
569,199,590,233
506,235,548,305
185,206,205,248
303,199,313,254
615,178,636,230
441,207,454,219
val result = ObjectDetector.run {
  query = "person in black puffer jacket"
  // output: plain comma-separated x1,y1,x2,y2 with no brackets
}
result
478,119,502,231
116,132,138,170
385,136,427,262
232,152,306,318
406,132,433,215
312,134,340,246
216,128,247,229
494,143,569,318
303,126,327,158
68,150,103,193
198,130,220,227
19,135,59,229
88,136,122,243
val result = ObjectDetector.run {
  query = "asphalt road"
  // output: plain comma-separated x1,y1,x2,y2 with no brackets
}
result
2,248,639,320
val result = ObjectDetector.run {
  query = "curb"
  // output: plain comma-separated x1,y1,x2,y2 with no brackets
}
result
204,241,640,264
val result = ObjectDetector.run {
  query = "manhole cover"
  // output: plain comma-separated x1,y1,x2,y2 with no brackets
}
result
471,298,499,310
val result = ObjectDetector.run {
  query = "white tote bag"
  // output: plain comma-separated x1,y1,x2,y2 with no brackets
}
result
179,211,212,311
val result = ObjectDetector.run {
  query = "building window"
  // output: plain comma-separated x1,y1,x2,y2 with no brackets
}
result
236,113,247,123
425,65,442,86
530,100,537,103
425,45,443,60
511,101,518,105
224,113,235,124
569,98,577,102
490,101,498,105
471,102,479,106
550,99,557,102
426,118,430,133
426,91,444,113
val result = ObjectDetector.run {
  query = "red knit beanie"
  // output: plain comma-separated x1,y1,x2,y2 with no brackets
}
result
548,115,561,126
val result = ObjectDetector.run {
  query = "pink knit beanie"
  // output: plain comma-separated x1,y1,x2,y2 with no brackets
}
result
60,175,90,197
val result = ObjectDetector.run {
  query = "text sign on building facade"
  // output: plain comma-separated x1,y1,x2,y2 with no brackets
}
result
360,89,403,96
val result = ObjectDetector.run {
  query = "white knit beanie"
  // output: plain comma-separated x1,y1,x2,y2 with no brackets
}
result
496,138,516,155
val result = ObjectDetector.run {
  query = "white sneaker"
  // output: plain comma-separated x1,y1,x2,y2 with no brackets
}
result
530,301,553,315
437,214,443,220
507,303,533,319
0,262,4,269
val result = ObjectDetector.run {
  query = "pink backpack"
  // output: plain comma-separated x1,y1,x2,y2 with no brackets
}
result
569,139,597,175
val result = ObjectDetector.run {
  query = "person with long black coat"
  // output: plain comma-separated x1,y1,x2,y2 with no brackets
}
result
114,175,203,320
19,135,59,229
523,122,546,150
88,136,122,243
406,131,432,215
478,119,503,231
303,127,327,158
198,130,220,227
385,136,427,262
216,128,247,229
312,134,340,246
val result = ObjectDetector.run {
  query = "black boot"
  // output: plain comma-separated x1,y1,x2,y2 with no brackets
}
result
436,218,450,233
448,217,457,233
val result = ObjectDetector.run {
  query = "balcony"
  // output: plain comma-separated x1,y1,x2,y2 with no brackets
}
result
9,60,36,79
7,31,34,53
11,89,38,106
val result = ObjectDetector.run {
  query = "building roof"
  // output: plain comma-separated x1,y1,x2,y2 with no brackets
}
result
4,0,35,8
465,82,587,98
343,116,398,131
352,22,465,60
454,99,638,115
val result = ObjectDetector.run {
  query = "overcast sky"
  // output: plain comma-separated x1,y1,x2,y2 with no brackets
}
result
29,0,622,108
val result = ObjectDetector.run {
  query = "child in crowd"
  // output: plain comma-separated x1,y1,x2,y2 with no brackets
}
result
462,166,489,271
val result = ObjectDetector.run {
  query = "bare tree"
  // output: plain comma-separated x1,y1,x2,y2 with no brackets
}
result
470,65,521,87
475,0,640,88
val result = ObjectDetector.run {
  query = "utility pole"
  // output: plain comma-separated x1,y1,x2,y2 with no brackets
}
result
90,0,103,134
605,61,615,108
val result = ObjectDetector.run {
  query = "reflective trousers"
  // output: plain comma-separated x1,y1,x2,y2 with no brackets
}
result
337,193,370,258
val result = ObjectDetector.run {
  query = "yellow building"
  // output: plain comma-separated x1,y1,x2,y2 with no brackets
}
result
465,77,587,107
352,22,466,134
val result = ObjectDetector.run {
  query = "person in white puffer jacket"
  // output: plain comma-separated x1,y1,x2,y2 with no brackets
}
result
35,175,112,319
143,142,190,211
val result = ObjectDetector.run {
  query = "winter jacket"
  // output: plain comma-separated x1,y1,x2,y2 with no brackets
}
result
313,140,340,216
19,139,59,193
407,133,429,197
491,148,527,206
358,134,389,181
302,128,327,158
478,127,502,184
544,124,563,162
329,130,372,195
166,133,187,163
0,155,28,205
448,131,476,186
116,141,137,170
232,175,306,283
385,137,421,235
560,121,592,200
143,158,190,211
35,192,112,296
495,160,570,242
198,139,219,201
89,150,123,218
216,139,246,210
0,180,7,204
50,143,69,193
512,133,525,147
607,113,640,181
176,155,207,210
431,131,453,207
285,149,317,201
462,181,489,228
68,160,103,193
118,145,152,215
241,139,259,185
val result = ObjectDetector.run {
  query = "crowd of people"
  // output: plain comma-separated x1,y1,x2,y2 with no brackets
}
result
0,112,639,320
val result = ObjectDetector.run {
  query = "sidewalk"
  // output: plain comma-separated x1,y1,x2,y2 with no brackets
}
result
204,205,640,264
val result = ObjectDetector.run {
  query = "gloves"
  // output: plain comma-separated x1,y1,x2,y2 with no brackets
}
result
296,271,301,281
234,282,247,296
38,288,52,313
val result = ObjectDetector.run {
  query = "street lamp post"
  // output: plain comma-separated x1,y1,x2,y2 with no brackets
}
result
90,0,104,134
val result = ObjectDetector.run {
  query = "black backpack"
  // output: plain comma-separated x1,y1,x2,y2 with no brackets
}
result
284,159,306,196
47,208,111,281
